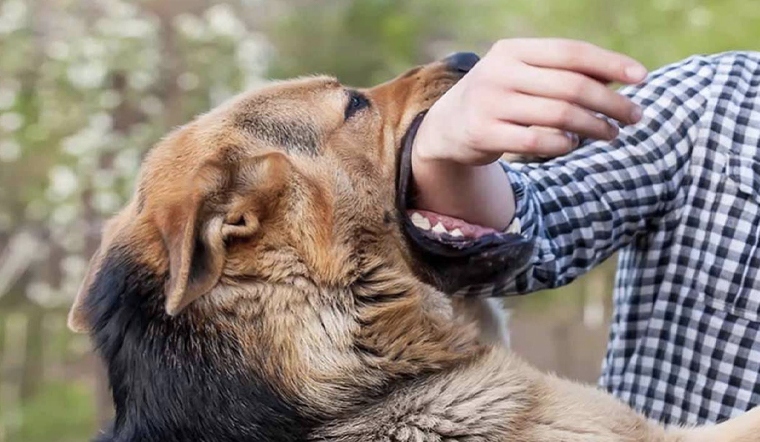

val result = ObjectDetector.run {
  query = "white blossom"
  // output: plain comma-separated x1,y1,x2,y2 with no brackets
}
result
26,281,58,308
0,112,23,132
113,148,142,175
99,90,122,109
140,96,164,115
47,165,80,200
128,71,156,91
205,4,247,38
50,203,79,226
67,61,108,89
178,72,201,91
0,140,21,162
688,7,712,28
92,190,122,214
0,0,27,34
0,85,18,109
46,40,71,60
1,0,271,311
174,13,208,40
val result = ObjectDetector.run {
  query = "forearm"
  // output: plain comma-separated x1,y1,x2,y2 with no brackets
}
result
410,54,715,296
411,151,516,231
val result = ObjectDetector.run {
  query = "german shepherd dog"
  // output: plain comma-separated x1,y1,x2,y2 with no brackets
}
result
68,52,760,441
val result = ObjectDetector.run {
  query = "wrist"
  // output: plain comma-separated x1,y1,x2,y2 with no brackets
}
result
410,147,515,231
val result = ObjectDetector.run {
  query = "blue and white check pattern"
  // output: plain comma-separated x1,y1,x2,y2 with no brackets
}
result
455,51,760,426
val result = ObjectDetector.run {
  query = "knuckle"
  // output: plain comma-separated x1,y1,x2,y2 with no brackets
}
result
562,39,592,55
568,77,588,98
461,115,486,147
554,40,579,57
490,39,516,57
492,39,509,52
552,105,575,126
521,131,539,151
556,40,595,65
470,67,496,88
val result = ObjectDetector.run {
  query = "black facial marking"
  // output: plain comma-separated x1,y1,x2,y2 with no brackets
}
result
344,90,370,121
82,247,318,442
239,114,320,156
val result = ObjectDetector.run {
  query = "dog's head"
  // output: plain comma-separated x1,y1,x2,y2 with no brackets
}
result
67,52,535,438
68,52,530,334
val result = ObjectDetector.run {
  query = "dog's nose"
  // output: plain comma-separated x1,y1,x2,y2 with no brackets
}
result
443,52,480,73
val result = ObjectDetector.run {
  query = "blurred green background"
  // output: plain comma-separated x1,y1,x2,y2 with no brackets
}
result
0,0,757,440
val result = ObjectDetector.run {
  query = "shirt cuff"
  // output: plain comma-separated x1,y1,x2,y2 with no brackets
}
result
499,160,537,238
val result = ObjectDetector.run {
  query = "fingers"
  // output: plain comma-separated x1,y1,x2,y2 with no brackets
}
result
489,38,648,84
462,123,577,160
411,38,649,167
492,92,619,140
506,65,642,126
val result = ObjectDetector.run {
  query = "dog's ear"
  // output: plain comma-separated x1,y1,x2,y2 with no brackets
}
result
67,152,290,332
151,155,281,317
161,192,227,317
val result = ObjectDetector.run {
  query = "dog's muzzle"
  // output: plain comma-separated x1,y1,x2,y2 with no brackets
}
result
395,112,535,294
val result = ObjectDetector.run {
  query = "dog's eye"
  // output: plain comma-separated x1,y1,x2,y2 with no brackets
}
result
344,91,370,121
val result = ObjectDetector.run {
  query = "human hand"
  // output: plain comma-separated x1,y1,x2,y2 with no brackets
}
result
410,39,648,230
414,38,648,165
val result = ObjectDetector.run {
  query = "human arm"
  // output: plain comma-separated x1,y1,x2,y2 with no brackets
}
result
411,38,648,231
411,43,716,294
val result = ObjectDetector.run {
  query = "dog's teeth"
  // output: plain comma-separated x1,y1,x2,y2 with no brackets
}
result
450,228,463,237
505,218,522,235
431,222,447,234
411,212,431,230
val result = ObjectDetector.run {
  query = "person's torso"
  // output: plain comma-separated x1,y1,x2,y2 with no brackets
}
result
602,56,760,425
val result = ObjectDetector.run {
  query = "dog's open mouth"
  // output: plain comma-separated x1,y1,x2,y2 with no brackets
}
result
408,209,499,239
397,112,533,287
406,209,522,241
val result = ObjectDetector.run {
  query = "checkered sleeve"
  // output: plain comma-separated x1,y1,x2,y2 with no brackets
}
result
459,55,719,297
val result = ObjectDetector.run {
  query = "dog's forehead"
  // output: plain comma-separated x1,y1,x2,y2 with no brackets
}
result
221,76,347,155
135,77,348,197
237,76,344,109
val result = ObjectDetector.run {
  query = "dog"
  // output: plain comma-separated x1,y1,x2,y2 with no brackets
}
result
67,52,760,441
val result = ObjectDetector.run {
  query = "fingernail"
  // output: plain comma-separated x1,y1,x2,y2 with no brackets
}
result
630,105,642,123
608,122,619,138
565,131,579,147
625,64,647,82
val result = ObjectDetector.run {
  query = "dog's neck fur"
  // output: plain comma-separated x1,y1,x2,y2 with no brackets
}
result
85,247,483,442
85,247,321,442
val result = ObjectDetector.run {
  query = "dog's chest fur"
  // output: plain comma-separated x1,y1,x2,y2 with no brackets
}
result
84,246,548,441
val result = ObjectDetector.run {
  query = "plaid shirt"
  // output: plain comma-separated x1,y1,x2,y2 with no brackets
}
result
455,51,760,425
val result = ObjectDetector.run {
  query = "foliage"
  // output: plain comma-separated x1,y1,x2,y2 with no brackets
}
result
501,0,760,68
0,0,267,440
14,381,96,442
265,0,499,85
0,0,267,311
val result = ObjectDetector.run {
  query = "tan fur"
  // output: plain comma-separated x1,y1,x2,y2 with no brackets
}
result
69,58,760,441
